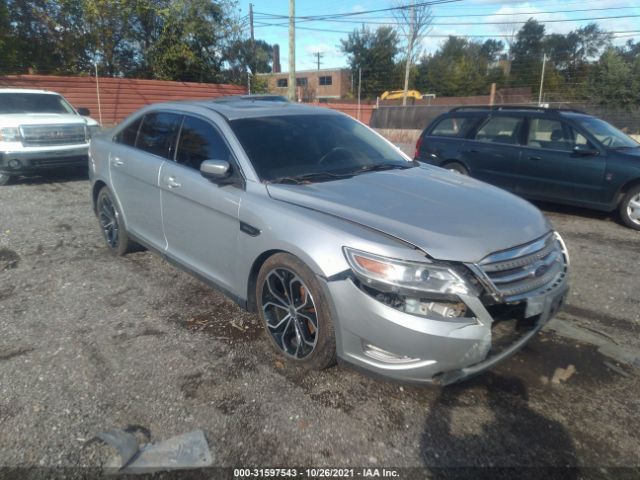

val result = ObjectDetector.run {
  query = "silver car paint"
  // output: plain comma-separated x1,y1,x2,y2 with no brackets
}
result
90,100,568,384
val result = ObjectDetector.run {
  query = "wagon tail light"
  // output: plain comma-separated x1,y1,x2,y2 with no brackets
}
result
414,135,423,159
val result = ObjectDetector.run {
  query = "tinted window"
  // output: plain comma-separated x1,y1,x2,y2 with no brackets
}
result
475,116,524,145
430,116,478,138
136,112,182,158
116,117,142,147
296,78,307,87
319,76,332,86
175,116,231,170
527,118,572,151
277,78,287,88
0,93,75,114
230,114,412,181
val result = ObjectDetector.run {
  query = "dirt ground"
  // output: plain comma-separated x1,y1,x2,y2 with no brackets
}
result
1,169,639,478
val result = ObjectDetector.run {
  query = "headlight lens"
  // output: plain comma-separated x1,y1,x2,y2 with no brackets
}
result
85,125,101,141
0,127,21,142
343,247,471,295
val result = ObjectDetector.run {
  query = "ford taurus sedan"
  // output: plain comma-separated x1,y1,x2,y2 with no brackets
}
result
89,98,569,385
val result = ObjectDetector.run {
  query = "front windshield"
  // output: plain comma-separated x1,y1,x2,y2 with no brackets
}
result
0,93,76,114
229,114,413,182
575,116,639,149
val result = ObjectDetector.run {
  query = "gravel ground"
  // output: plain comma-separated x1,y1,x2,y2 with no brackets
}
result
1,170,639,477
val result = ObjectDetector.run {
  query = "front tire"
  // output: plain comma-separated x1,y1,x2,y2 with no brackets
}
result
0,173,13,186
620,185,640,230
256,253,336,370
96,187,135,255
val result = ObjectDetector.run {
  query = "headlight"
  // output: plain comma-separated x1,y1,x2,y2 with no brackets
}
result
343,247,471,296
85,125,101,141
0,127,21,142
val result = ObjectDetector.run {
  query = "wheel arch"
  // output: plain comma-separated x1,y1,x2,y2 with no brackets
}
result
441,160,470,173
246,249,288,313
616,177,640,207
91,180,107,214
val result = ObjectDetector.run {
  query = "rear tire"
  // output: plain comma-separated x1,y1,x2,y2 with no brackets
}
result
256,253,336,370
443,162,469,175
0,173,13,186
619,185,640,230
96,187,135,255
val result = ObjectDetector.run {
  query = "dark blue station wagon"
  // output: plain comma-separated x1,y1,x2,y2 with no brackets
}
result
415,106,640,230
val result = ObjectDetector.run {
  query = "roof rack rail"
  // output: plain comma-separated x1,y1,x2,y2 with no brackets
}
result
213,94,289,103
448,105,585,114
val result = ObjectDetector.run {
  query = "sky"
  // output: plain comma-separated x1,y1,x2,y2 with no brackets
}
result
237,0,640,72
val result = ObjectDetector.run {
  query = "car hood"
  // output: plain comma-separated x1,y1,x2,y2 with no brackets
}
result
0,113,92,128
266,166,551,263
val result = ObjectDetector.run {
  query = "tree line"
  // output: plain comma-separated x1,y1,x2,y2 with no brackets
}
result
341,19,640,107
0,0,273,84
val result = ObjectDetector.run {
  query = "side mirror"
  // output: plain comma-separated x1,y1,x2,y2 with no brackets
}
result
200,159,231,182
77,107,91,116
573,144,599,156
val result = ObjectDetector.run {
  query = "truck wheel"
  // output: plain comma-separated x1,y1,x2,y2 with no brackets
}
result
96,186,135,255
256,253,336,370
620,185,640,230
0,173,13,186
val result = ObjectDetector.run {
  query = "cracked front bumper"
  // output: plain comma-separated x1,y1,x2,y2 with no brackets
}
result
326,276,569,385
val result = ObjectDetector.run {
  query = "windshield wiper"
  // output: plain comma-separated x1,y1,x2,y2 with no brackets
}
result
269,171,355,184
350,163,415,175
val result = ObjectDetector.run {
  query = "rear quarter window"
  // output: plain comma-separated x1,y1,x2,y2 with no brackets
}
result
429,116,478,138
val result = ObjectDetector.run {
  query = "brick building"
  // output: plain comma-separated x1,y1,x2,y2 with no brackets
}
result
258,68,352,100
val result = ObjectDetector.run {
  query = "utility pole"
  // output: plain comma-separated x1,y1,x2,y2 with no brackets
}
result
249,3,254,42
94,62,103,125
314,52,323,71
402,5,416,107
538,53,547,106
357,67,362,121
288,0,296,101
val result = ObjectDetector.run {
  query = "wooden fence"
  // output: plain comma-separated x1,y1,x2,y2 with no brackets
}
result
0,75,246,125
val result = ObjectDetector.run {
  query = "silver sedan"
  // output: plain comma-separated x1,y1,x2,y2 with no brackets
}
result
89,97,568,384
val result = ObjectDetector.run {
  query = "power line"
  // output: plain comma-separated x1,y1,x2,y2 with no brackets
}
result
254,0,463,20
254,5,639,22
254,13,640,28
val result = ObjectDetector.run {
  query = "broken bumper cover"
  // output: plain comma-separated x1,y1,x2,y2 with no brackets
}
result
326,276,569,385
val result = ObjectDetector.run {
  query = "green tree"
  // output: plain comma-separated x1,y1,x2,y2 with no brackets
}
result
340,26,400,98
510,18,545,88
415,36,505,97
588,48,638,107
222,39,273,85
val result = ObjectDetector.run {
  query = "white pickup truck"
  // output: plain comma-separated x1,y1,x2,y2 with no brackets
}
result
0,89,100,185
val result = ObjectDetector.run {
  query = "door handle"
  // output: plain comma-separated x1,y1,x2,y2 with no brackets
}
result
167,177,181,189
528,155,542,161
465,149,479,154
112,157,124,166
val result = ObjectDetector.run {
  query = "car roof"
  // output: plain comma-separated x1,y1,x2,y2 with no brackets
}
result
153,97,344,121
0,88,61,95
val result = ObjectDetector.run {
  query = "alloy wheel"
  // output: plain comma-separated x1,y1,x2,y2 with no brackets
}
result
261,267,318,359
627,193,640,226
98,192,119,248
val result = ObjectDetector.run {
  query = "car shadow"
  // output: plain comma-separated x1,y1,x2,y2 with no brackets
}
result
420,373,578,479
531,200,616,222
9,167,89,186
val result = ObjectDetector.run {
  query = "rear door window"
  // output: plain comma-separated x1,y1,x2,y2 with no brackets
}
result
474,116,524,145
430,116,477,138
136,112,182,159
527,118,572,151
175,116,231,171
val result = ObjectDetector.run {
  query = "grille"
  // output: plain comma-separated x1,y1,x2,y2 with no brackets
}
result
21,124,86,146
477,233,567,301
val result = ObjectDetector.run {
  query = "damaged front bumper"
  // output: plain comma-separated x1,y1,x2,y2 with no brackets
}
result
326,275,568,385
